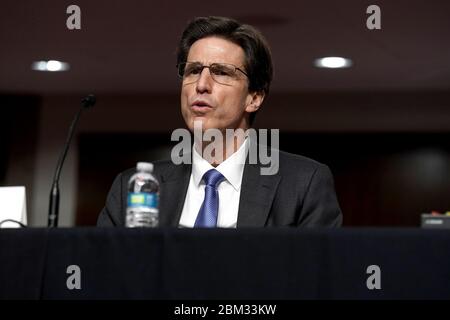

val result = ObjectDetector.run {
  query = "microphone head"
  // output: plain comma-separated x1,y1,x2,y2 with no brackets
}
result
81,94,96,109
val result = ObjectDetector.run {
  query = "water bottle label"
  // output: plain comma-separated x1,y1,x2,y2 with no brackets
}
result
127,192,158,208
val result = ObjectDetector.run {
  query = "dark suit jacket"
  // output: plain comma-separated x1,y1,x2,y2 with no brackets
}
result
97,149,343,227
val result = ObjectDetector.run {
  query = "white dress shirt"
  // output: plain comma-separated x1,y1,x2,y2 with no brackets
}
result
179,138,248,228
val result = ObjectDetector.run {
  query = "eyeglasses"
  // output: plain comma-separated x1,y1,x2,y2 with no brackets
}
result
177,62,248,85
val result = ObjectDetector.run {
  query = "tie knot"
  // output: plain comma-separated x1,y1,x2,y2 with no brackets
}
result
202,169,225,189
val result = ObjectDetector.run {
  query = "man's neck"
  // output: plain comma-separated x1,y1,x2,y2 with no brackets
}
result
194,132,247,167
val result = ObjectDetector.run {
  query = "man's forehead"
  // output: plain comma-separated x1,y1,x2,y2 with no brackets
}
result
187,37,245,66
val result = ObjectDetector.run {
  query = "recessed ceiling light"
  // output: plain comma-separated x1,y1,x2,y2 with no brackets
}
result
314,57,352,69
31,60,70,72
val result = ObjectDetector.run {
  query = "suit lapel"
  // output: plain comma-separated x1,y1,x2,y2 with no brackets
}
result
158,163,191,227
237,162,281,227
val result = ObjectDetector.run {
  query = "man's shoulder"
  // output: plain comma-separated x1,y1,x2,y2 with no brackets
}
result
116,158,189,181
277,149,328,175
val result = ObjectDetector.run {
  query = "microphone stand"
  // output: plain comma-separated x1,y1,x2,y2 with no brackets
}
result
47,94,95,227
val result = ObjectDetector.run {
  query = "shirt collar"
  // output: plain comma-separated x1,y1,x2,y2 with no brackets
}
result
192,138,248,191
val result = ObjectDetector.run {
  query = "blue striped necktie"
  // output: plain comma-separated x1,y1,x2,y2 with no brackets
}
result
194,169,225,227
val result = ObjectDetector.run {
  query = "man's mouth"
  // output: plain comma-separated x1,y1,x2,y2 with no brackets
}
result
191,100,213,112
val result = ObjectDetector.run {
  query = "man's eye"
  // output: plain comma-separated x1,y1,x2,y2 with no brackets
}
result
212,66,233,76
185,66,202,75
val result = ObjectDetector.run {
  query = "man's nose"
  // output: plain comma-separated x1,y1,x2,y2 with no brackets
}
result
195,67,213,93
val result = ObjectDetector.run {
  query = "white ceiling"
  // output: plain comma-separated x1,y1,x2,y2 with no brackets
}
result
1,0,450,94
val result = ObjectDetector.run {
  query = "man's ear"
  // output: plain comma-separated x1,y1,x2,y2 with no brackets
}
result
245,91,265,113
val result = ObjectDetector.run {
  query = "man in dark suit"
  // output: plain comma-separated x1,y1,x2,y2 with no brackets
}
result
97,16,342,227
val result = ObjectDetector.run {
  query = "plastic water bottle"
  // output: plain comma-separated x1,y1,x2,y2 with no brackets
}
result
126,162,159,227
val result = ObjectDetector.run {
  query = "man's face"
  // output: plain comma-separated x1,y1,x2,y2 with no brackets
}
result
180,37,261,133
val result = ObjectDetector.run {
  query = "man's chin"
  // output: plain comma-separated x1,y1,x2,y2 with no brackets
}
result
189,118,215,132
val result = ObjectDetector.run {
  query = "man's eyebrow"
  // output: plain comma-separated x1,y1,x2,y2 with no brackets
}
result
187,61,233,65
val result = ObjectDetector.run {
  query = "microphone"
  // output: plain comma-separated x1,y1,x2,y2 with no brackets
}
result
47,94,96,227
81,94,96,109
